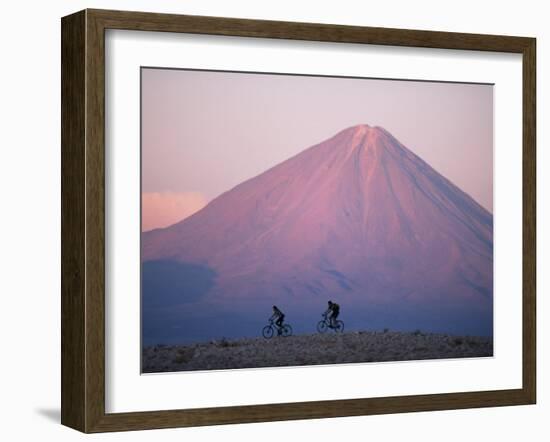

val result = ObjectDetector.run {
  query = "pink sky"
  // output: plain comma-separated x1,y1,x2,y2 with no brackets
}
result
142,68,493,231
142,191,208,231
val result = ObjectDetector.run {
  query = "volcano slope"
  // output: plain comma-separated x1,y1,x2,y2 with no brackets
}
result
142,124,493,346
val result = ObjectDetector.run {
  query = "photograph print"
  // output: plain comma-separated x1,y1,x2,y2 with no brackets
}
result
141,68,494,373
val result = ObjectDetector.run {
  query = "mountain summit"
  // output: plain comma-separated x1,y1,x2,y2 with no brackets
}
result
142,125,493,344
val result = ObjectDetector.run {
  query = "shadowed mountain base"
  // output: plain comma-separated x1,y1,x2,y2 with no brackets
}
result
142,331,493,373
142,125,494,346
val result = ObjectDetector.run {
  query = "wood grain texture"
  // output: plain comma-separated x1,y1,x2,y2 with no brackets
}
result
89,8,532,52
89,389,531,433
60,8,537,433
84,10,107,432
61,10,86,432
522,38,536,403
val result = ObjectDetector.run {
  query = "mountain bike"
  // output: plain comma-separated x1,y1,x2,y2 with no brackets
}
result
262,319,293,339
317,313,344,333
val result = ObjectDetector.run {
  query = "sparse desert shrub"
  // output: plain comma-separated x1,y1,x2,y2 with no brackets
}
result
383,328,389,334
344,339,359,351
173,347,195,364
142,331,493,373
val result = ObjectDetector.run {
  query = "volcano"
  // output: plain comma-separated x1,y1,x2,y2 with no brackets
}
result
142,125,493,344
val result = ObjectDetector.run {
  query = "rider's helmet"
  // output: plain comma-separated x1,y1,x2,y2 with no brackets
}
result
328,300,333,306
273,305,277,310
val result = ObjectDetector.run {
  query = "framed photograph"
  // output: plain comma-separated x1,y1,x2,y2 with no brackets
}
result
61,9,536,433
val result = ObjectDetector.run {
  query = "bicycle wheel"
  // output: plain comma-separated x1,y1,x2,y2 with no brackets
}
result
282,324,293,337
262,325,274,339
334,320,344,333
317,320,328,333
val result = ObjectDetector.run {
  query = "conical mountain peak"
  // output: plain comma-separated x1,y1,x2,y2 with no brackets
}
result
342,124,390,151
332,124,398,170
142,125,493,339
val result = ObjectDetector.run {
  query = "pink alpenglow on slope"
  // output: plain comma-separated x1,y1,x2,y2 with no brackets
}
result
142,69,493,213
142,124,493,346
142,191,208,232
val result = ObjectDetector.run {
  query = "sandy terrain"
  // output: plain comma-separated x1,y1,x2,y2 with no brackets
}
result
142,330,493,373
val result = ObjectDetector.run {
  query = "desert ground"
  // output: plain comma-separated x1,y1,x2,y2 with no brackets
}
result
142,330,493,373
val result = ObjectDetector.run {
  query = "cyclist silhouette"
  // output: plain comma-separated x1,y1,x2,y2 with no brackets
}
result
324,301,340,328
270,305,285,335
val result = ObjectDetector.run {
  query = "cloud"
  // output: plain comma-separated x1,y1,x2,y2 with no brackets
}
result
142,191,208,231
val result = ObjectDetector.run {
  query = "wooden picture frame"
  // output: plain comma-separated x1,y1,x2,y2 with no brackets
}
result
61,8,536,433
